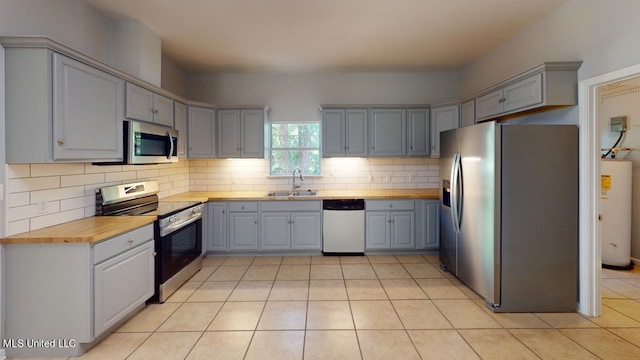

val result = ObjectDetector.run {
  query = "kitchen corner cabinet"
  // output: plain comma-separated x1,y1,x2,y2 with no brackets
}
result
407,108,430,156
3,225,154,358
365,200,415,249
188,106,217,158
460,100,476,128
474,62,582,122
208,202,228,251
4,48,124,163
174,101,188,157
322,108,368,157
430,104,460,158
415,199,439,249
228,202,259,250
125,82,174,127
217,109,265,158
260,201,321,250
369,109,407,157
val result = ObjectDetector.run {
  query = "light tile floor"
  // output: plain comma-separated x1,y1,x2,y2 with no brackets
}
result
18,255,640,360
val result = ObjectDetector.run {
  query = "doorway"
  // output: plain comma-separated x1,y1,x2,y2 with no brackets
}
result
579,64,640,316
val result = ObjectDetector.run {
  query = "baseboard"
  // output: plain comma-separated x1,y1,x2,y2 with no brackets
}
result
632,257,640,266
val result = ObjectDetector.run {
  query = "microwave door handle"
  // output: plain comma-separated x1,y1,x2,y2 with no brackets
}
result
166,131,174,160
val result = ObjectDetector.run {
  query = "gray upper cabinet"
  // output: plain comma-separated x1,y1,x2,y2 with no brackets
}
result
125,82,174,127
407,108,430,156
188,106,216,158
322,109,367,157
174,102,188,157
218,109,264,158
430,104,460,158
473,62,582,122
369,109,406,157
4,48,124,163
460,100,475,128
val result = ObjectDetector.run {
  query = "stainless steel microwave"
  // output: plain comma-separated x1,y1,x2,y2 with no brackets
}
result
124,120,178,164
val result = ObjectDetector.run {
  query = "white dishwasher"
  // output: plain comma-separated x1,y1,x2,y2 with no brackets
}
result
322,199,365,255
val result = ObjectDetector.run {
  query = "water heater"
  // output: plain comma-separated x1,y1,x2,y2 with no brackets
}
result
601,159,633,268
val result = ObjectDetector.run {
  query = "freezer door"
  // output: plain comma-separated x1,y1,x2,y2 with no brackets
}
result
439,128,458,274
457,121,500,305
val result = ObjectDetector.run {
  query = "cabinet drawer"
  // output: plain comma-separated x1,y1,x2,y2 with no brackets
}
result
366,200,415,211
94,224,154,264
229,201,258,212
260,201,321,212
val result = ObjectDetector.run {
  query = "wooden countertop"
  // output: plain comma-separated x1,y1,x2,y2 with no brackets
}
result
1,216,156,245
162,189,439,202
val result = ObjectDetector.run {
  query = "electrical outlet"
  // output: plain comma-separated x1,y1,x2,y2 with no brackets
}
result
611,116,627,132
385,175,390,183
408,174,414,182
37,200,48,214
369,175,374,183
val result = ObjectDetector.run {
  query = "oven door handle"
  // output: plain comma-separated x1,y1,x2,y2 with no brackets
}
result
160,214,201,237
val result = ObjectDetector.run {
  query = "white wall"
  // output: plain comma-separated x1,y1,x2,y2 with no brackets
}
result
599,88,640,259
188,72,459,123
162,55,189,98
110,19,162,87
459,0,640,97
0,0,112,64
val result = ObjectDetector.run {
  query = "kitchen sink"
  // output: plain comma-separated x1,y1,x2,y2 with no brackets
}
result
265,190,318,197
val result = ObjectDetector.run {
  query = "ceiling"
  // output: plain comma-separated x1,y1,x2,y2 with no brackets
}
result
85,0,568,74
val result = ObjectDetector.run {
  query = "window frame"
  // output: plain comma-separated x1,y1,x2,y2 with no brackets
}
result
268,122,322,177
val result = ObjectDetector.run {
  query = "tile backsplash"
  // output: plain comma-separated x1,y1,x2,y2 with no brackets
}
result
5,157,439,236
6,162,189,236
189,157,439,192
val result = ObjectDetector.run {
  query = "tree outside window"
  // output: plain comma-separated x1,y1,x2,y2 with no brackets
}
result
270,123,320,176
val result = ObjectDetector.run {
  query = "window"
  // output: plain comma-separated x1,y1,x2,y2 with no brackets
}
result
270,123,321,176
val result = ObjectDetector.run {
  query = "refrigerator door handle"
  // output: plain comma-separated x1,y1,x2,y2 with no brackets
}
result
456,154,463,232
451,153,461,233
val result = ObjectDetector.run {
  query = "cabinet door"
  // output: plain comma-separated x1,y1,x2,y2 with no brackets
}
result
208,202,228,251
460,100,475,128
425,200,439,249
322,109,346,157
391,211,415,248
188,106,216,158
94,241,154,337
346,109,368,157
370,109,406,157
153,93,174,127
229,213,259,250
503,73,543,113
260,213,291,250
430,104,459,158
241,109,264,158
174,102,187,157
218,110,241,157
125,82,153,122
291,212,321,249
475,90,503,120
365,212,390,249
407,109,430,156
53,54,124,161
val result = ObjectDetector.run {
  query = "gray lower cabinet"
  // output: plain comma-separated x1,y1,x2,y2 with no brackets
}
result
228,202,259,250
415,199,439,249
5,48,124,163
188,106,217,158
208,202,228,251
260,201,322,250
4,224,154,358
365,200,415,249
369,109,407,157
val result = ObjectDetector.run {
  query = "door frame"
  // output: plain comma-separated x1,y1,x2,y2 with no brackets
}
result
578,63,640,316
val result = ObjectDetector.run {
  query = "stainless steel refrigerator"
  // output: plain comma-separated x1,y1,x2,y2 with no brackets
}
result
439,121,578,312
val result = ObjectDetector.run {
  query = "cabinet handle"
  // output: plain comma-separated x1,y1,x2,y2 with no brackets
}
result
392,219,395,223
153,252,157,257
389,204,393,208
127,239,134,245
254,220,258,224
241,206,245,210
57,139,65,145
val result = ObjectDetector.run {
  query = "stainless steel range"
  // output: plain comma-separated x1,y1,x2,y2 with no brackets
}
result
96,181,204,303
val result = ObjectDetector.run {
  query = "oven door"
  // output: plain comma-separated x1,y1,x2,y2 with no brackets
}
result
157,217,202,283
127,120,178,164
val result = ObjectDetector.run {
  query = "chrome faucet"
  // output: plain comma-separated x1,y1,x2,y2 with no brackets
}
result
291,167,303,193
